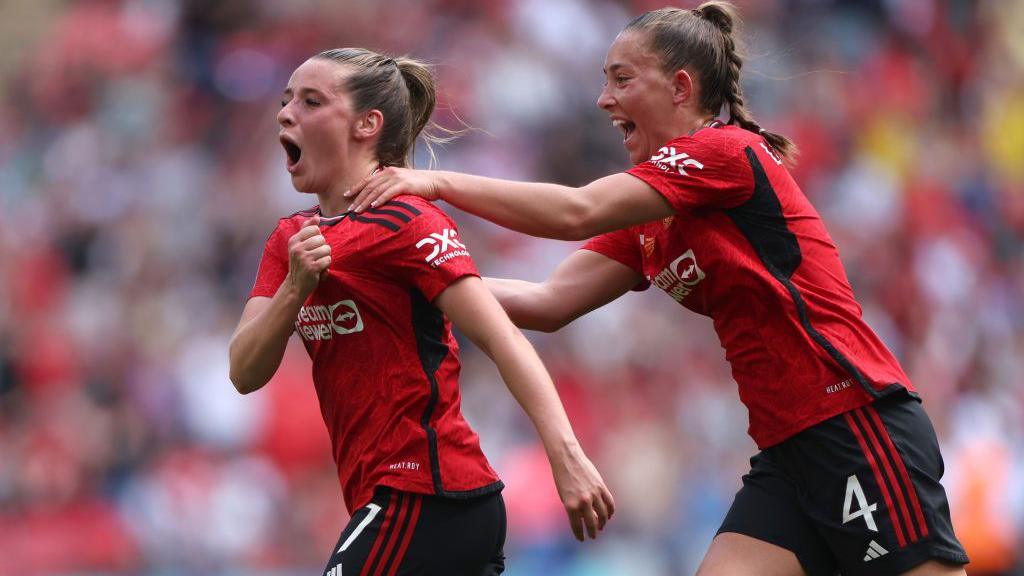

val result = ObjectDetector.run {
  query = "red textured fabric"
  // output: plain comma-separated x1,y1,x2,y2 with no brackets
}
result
250,195,500,511
584,125,913,448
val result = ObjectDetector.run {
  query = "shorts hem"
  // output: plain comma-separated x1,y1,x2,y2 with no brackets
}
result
842,545,968,576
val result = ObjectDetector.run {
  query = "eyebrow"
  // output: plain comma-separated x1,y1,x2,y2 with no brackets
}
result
282,86,328,98
602,63,627,75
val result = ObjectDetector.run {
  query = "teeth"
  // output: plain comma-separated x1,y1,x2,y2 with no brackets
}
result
612,119,632,140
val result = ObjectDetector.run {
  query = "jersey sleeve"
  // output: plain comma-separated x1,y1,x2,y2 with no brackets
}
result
249,224,289,299
378,205,480,302
581,228,650,292
627,134,753,213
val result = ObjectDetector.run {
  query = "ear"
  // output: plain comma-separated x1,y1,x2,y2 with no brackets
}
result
353,109,384,141
671,69,695,106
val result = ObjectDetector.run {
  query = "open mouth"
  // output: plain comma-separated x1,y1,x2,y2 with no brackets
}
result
280,136,302,170
612,119,636,143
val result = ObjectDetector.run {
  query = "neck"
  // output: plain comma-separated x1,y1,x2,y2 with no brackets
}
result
682,113,716,136
654,110,715,148
318,155,381,217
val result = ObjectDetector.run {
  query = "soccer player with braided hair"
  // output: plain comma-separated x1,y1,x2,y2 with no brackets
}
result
348,3,969,575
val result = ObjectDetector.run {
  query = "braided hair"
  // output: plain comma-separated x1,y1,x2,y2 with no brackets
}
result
624,2,797,163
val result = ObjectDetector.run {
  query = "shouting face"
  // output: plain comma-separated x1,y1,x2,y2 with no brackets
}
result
277,58,360,194
597,31,684,166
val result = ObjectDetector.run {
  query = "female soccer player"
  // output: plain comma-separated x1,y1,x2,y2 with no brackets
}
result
228,48,613,576
346,4,969,576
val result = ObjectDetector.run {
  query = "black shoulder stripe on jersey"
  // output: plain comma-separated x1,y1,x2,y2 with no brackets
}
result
727,147,879,399
410,289,448,495
350,214,401,232
386,200,422,217
365,207,412,223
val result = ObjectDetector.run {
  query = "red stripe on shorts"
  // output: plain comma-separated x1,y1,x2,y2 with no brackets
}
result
844,411,907,547
854,408,919,543
370,492,412,576
361,492,399,576
385,494,423,576
865,405,929,538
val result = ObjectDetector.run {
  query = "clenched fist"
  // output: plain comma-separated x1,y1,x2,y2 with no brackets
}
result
286,216,331,298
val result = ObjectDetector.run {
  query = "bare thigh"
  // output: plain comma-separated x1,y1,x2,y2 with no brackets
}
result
899,560,967,576
696,532,807,576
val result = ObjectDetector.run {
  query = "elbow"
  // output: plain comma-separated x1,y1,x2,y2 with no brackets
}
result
517,285,575,333
524,305,575,333
229,366,260,395
559,198,602,241
230,374,251,395
522,187,598,241
228,344,263,395
533,316,571,333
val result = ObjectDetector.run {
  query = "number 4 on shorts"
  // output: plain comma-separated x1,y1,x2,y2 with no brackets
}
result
842,474,878,532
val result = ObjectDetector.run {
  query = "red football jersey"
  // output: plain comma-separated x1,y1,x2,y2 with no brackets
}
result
250,196,502,511
584,125,913,448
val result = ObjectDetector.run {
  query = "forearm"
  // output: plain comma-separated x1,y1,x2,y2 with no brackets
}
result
435,171,591,240
228,281,305,394
484,277,566,332
478,324,580,456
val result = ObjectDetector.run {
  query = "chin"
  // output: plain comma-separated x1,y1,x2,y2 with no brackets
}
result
624,141,647,166
290,182,316,195
289,174,317,194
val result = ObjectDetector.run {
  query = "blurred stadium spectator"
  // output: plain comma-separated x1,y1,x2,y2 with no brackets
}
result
0,1,1021,574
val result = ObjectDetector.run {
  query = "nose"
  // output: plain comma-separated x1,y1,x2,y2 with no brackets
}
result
277,101,294,127
597,85,615,111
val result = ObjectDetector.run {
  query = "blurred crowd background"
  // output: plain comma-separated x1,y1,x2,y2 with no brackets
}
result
1,0,1023,574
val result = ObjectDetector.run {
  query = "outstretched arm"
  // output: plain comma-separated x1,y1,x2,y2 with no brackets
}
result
436,275,615,541
347,169,673,240
485,249,643,332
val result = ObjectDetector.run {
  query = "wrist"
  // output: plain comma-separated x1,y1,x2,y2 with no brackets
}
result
544,435,583,461
281,273,310,303
434,171,454,200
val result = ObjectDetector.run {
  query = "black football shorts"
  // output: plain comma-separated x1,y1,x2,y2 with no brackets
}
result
718,391,969,575
322,487,506,576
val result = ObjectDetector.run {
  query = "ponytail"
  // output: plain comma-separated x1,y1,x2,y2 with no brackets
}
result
395,58,461,168
626,2,798,164
314,48,460,168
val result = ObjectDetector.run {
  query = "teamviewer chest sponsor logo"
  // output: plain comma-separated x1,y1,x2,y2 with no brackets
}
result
416,228,469,267
295,300,364,341
649,146,704,176
650,249,706,302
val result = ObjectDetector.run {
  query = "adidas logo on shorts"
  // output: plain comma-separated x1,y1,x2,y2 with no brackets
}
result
863,539,888,562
